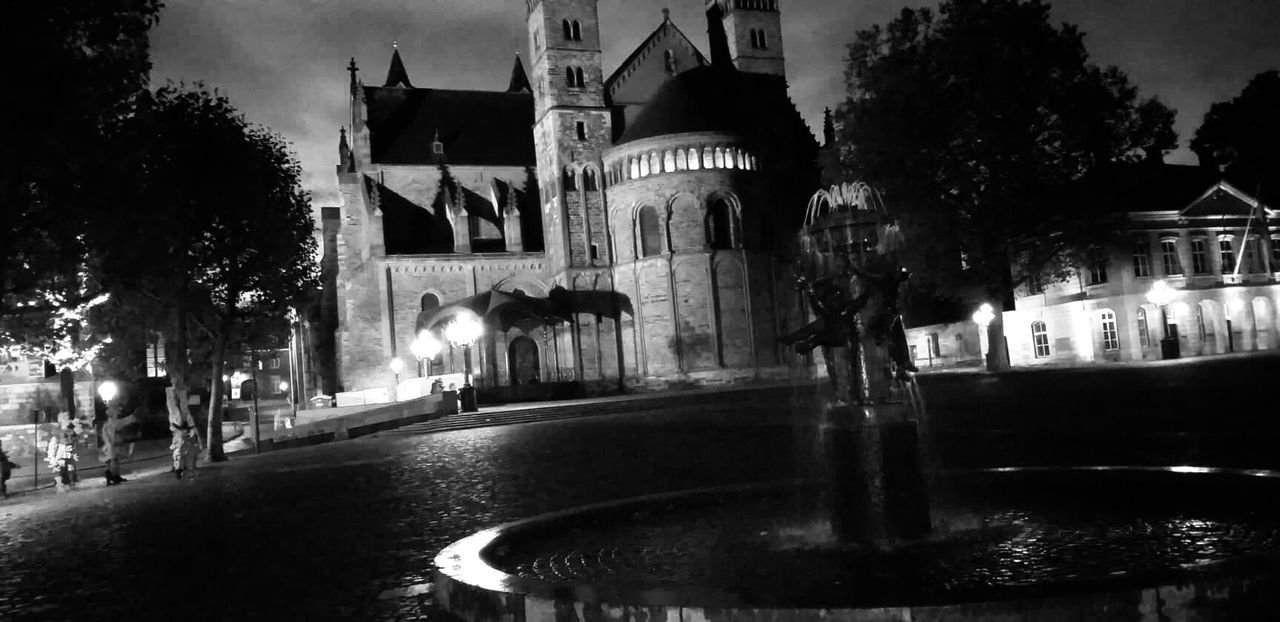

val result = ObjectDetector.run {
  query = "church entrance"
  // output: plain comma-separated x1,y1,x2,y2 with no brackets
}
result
508,336,540,385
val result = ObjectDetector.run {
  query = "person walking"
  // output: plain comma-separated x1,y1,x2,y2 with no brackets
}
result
100,405,137,485
0,439,18,499
171,421,200,479
46,412,79,492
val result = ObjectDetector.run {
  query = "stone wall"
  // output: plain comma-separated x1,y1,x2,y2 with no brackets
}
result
0,380,94,426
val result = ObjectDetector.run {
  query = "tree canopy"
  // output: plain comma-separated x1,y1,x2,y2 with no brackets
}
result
1191,70,1280,204
830,0,1178,307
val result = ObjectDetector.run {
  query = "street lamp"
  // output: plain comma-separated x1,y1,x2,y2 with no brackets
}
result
1145,279,1180,359
389,357,405,400
445,311,483,412
97,380,119,404
971,302,994,362
410,329,443,377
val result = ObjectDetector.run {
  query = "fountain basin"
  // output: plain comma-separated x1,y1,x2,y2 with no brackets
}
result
434,467,1280,621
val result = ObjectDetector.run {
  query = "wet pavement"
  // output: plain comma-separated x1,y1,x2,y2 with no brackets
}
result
1,354,1278,621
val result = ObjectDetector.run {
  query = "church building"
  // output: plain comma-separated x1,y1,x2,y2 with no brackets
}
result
331,0,819,397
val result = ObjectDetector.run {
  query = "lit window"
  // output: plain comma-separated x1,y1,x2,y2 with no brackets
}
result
1031,321,1050,358
1191,238,1209,274
1132,239,1151,278
1100,311,1119,351
629,157,639,180
1218,237,1235,274
639,155,650,177
663,150,676,173
714,147,725,168
1160,239,1182,276
146,341,167,378
703,147,714,169
1137,308,1150,348
675,149,687,171
688,148,701,170
649,152,660,176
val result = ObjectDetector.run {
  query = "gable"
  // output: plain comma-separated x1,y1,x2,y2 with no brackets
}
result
606,20,708,107
1179,182,1259,218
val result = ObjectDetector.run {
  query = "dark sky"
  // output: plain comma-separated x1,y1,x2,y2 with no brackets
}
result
149,0,1279,207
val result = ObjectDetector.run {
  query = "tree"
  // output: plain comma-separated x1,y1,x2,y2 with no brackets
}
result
0,0,162,413
1191,70,1280,206
93,84,318,461
830,0,1177,369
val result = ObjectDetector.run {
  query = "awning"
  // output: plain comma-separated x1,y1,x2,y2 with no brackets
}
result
416,289,567,333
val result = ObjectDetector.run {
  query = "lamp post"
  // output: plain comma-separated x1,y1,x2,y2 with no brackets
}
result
445,311,483,412
971,302,995,363
411,330,443,378
389,357,405,401
1146,279,1180,359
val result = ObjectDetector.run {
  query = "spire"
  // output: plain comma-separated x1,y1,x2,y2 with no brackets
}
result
383,42,414,88
338,126,352,171
663,7,671,22
507,53,532,93
823,108,836,147
347,57,359,95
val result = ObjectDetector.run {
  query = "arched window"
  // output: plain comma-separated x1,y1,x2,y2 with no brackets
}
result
1137,308,1150,348
750,155,758,170
675,149,687,171
663,150,676,172
750,30,760,49
571,20,582,42
563,167,577,191
688,148,701,170
639,155,650,177
664,50,677,72
714,147,725,168
638,206,662,257
575,67,586,87
565,67,576,88
576,121,587,141
583,168,598,191
649,152,660,176
421,293,440,312
562,20,572,41
758,30,769,49
629,157,640,179
703,147,714,169
1031,321,1051,358
1099,310,1119,351
708,198,739,250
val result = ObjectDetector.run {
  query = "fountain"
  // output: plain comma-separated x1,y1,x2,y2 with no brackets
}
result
433,184,1280,621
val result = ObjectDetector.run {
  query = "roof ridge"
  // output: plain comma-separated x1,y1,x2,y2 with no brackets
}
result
605,17,708,95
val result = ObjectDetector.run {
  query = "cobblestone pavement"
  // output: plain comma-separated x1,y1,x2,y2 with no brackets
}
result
2,356,1278,621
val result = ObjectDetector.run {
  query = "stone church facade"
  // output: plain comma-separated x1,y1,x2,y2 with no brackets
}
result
331,0,818,395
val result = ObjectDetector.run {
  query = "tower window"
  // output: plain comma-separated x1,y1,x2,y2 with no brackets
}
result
759,30,769,49
750,30,760,49
573,20,582,41
562,19,572,41
565,66,585,88
708,198,740,250
576,121,586,140
590,243,600,260
583,168,598,191
563,167,577,191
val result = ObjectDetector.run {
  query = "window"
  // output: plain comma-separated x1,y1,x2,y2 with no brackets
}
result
1218,237,1235,274
1132,240,1151,278
649,152,660,176
928,333,941,358
562,20,572,41
708,199,739,250
576,121,586,141
269,358,281,370
1100,311,1119,351
421,293,440,311
1028,272,1044,295
663,150,675,173
713,147,725,168
1242,237,1263,273
1160,239,1182,276
1031,321,1051,358
1191,238,1209,274
583,168,598,191
1272,236,1280,270
703,147,714,169
571,20,582,42
675,149,687,171
590,243,599,261
638,206,662,257
1197,305,1206,341
639,155,650,177
563,167,577,191
664,49,677,72
750,30,760,49
688,148,701,170
146,340,166,378
1087,248,1108,285
758,30,769,49
566,66,585,88
1137,308,1150,348
629,157,639,180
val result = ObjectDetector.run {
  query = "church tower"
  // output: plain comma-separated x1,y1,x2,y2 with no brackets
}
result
707,0,787,79
526,0,612,277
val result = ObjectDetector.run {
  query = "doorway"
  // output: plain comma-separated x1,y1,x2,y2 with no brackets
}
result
508,336,540,386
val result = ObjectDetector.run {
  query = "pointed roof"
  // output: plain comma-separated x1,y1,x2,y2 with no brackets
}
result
605,16,709,101
507,55,532,93
384,46,414,88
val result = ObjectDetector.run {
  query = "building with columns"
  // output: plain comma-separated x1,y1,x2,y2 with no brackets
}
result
1001,164,1279,366
330,0,818,395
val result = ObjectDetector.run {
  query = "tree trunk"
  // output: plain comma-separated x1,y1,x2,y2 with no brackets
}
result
205,331,228,462
986,313,1011,371
58,367,76,417
166,304,193,429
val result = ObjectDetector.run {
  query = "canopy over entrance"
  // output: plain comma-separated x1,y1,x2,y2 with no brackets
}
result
415,286,634,334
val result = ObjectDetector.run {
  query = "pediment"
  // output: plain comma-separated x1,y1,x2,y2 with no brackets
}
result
606,19,709,106
1178,182,1259,218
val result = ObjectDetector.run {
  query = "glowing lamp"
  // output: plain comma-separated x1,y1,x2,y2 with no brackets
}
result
389,358,406,374
410,330,443,361
278,381,290,392
971,303,995,327
445,311,484,347
97,380,119,403
1145,279,1178,307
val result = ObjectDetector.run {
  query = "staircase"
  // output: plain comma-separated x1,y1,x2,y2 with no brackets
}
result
383,384,802,436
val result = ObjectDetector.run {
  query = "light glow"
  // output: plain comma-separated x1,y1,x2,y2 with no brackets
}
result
389,358,405,374
445,311,484,347
278,381,289,392
410,330,443,361
971,303,995,327
1145,279,1179,307
97,380,119,403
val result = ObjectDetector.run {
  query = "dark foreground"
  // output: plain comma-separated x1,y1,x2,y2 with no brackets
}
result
1,355,1277,620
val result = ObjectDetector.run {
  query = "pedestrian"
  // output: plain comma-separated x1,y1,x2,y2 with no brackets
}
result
171,421,200,480
430,378,443,394
99,405,137,485
1,439,19,499
46,412,79,492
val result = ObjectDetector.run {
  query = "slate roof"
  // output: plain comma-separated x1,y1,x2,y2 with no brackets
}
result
363,86,536,166
507,56,532,93
617,66,812,147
